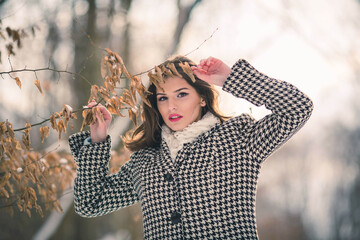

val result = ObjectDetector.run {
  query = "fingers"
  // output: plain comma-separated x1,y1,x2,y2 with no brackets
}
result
199,57,215,67
87,100,97,108
98,105,112,124
87,100,112,127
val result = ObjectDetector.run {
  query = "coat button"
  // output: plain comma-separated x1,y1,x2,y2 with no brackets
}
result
164,172,174,182
170,211,181,224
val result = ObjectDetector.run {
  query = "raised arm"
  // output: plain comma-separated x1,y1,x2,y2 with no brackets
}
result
224,59,313,162
193,57,313,163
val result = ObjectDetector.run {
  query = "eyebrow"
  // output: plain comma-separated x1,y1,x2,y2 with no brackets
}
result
156,87,189,96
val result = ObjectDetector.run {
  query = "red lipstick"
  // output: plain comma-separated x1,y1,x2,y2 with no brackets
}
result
169,114,183,122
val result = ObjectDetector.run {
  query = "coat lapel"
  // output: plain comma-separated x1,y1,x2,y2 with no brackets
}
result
158,140,176,174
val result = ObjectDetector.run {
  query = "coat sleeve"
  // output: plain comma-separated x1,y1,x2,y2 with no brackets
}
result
68,131,139,217
222,59,314,163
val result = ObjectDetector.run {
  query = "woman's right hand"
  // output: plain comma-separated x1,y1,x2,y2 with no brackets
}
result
87,100,112,143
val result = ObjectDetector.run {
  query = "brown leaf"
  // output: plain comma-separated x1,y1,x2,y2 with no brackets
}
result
167,63,181,77
5,27,12,37
101,56,107,79
15,140,22,150
6,43,15,56
60,104,73,122
180,62,196,82
15,77,21,89
57,120,65,139
6,122,15,139
128,109,137,126
53,200,63,213
161,65,174,78
0,188,10,198
40,126,50,143
50,114,57,130
34,79,43,95
0,122,6,135
104,80,115,92
148,72,163,92
0,172,11,188
80,109,94,131
99,87,110,101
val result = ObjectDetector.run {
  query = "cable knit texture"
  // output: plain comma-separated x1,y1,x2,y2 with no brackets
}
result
161,112,220,161
69,59,313,240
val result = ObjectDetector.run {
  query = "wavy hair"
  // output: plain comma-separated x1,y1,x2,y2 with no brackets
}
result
123,56,230,152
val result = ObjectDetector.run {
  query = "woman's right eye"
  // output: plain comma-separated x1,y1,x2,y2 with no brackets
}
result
158,96,167,102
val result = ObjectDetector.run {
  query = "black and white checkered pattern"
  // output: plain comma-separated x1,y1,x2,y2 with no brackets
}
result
69,59,313,239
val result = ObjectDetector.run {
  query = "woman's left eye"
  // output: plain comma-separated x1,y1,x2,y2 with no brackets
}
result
178,92,188,98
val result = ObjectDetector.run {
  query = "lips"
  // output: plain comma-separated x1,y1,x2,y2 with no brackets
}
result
169,114,183,122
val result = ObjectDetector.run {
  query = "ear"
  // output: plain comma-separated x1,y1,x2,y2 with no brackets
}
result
200,98,206,107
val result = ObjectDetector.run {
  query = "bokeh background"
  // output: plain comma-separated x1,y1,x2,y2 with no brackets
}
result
1,0,360,239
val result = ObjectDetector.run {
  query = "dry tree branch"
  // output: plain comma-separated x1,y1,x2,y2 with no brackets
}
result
184,27,219,56
133,27,218,77
0,66,92,87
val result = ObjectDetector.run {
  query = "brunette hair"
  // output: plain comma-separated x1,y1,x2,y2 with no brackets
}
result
123,56,230,152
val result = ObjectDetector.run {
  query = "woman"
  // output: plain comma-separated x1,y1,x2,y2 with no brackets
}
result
69,56,313,239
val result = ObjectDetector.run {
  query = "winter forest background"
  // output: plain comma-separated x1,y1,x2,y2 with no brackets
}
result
1,0,360,239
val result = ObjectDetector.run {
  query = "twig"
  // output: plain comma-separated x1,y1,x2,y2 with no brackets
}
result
0,0,29,21
74,17,104,51
133,27,219,77
184,27,219,56
0,66,92,87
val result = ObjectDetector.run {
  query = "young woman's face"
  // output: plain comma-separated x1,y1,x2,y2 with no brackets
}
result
156,77,206,131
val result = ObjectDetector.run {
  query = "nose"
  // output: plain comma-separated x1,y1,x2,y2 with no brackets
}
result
168,97,177,111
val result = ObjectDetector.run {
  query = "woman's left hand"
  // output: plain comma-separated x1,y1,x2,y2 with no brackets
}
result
191,57,231,87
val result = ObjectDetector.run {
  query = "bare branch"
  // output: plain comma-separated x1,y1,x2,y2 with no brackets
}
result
0,66,92,86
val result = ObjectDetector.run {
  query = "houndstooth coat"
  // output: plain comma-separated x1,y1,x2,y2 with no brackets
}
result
69,59,313,239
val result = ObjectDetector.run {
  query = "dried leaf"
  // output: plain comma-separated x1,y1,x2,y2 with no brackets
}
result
15,140,22,150
99,87,110,101
54,200,63,213
105,80,116,93
128,109,137,126
57,120,65,139
148,72,163,92
28,187,37,201
5,122,15,139
80,109,95,131
167,63,181,77
15,77,21,89
0,172,11,187
40,126,50,143
50,114,57,130
22,124,31,149
6,27,12,37
180,62,196,82
101,56,107,79
60,104,73,122
34,79,43,95
0,188,10,198
6,43,15,56
36,205,44,218
26,208,31,217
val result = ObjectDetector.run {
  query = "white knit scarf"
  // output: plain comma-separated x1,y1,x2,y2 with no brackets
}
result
161,112,220,161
